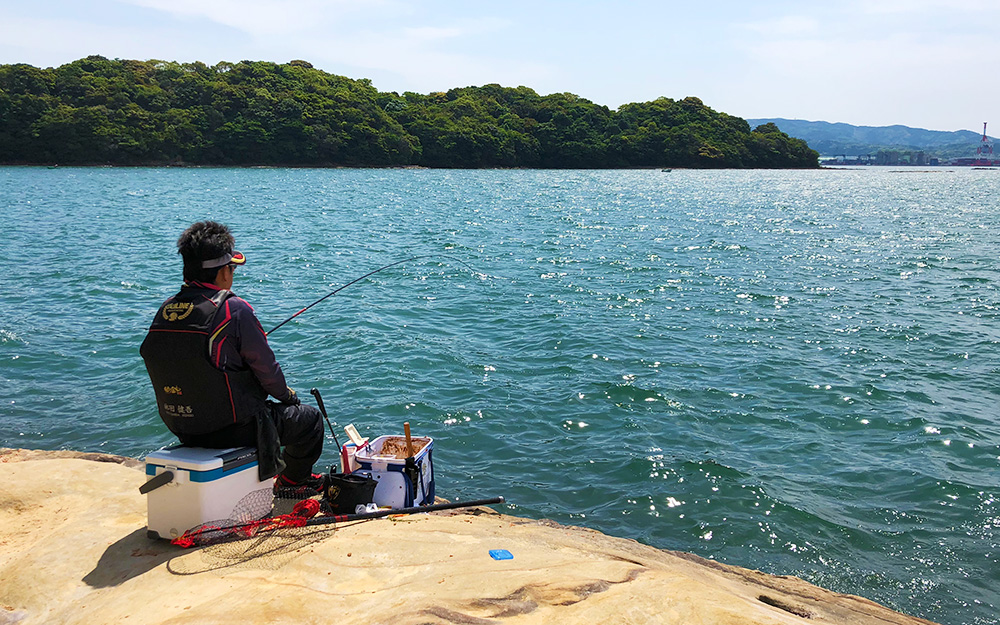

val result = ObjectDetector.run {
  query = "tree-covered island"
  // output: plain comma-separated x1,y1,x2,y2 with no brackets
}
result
0,56,818,169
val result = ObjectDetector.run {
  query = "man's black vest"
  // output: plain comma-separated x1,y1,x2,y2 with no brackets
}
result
140,286,267,436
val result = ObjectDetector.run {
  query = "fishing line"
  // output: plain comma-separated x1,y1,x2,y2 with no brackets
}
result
266,254,488,336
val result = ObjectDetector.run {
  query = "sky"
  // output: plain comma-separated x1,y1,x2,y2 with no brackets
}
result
0,0,997,132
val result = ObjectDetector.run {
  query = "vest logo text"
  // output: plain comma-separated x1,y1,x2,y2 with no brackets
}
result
162,302,194,321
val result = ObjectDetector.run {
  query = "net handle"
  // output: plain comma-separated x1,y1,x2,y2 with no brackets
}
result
304,496,505,526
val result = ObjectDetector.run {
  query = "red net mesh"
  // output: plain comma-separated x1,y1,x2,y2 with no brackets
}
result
171,489,323,549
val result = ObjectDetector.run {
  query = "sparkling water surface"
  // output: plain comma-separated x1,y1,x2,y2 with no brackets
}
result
1,166,998,624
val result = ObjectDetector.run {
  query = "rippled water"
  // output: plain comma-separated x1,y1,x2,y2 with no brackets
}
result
1,166,998,624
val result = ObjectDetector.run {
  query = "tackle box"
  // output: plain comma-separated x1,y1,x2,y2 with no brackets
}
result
143,445,274,540
354,435,435,509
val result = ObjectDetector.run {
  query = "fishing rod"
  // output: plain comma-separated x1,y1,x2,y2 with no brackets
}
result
265,254,482,336
304,496,505,527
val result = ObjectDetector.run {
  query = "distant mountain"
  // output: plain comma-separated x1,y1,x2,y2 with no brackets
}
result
746,118,988,158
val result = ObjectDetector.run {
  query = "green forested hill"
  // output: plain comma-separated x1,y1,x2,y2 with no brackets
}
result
0,56,818,168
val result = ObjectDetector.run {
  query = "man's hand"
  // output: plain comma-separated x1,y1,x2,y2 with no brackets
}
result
282,387,301,405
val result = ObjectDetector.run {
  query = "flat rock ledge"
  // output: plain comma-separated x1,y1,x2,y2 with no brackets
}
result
0,448,936,625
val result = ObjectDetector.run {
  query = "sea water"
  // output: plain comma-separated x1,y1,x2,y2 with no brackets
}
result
0,166,997,624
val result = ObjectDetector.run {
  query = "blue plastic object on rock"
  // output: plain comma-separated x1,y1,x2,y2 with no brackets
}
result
489,549,513,560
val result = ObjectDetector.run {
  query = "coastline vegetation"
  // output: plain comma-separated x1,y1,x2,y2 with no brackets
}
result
0,56,819,169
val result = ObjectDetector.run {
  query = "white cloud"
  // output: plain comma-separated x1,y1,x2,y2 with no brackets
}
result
121,0,398,36
0,16,164,65
108,0,531,92
398,16,510,44
742,16,820,37
403,26,465,41
859,0,1000,14
0,4,544,95
294,22,553,93
0,13,265,67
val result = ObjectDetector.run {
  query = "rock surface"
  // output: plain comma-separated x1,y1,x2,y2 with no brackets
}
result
0,448,937,625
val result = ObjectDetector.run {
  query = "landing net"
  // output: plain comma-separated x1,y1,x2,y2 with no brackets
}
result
171,486,332,549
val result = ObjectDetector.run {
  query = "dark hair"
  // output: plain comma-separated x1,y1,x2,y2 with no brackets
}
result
177,221,235,283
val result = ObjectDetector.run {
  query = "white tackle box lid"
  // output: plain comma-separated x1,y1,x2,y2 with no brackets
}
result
144,445,257,473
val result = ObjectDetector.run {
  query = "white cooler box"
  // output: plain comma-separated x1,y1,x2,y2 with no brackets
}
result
354,435,435,509
143,445,274,540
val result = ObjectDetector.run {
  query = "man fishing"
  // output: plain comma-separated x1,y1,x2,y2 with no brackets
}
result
140,220,326,493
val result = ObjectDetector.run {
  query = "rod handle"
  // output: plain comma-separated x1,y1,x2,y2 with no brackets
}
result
404,421,414,457
310,388,328,419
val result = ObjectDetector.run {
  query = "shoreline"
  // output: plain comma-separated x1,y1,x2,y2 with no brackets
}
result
0,161,819,171
0,447,938,625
